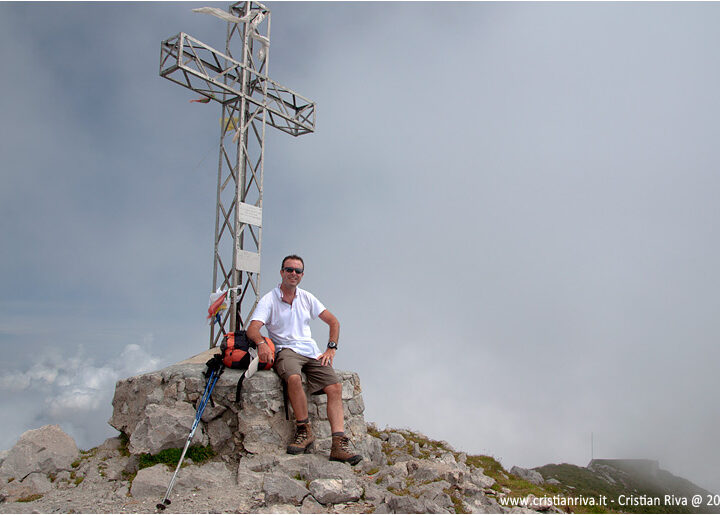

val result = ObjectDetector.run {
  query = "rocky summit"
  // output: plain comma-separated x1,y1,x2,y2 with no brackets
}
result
0,356,713,513
0,357,530,514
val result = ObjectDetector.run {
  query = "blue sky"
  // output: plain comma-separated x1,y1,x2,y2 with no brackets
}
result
2,1,720,494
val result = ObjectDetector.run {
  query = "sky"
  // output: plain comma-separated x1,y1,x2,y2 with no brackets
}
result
1,0,720,495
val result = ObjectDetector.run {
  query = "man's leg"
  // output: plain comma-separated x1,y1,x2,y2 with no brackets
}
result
287,374,309,421
323,382,344,434
275,351,315,454
323,383,362,466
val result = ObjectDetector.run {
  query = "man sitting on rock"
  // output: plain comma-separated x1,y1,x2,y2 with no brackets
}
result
247,254,362,465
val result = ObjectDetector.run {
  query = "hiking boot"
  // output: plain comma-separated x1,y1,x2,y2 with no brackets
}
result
330,434,362,465
287,423,315,454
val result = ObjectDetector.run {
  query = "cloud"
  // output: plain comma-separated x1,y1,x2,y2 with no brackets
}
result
0,342,162,450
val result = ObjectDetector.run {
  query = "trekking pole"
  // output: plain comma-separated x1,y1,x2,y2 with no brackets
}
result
156,366,222,511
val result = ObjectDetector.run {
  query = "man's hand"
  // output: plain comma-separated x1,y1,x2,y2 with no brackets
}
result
317,348,336,367
258,341,274,365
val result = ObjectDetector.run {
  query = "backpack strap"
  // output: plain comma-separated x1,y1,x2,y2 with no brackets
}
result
235,373,246,407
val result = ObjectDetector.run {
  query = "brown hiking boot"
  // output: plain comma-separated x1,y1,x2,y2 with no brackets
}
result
287,423,315,454
330,434,362,465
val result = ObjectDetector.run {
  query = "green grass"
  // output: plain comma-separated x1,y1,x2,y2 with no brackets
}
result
444,487,470,514
17,494,43,502
138,444,215,470
118,432,131,457
121,469,136,483
536,463,708,514
367,423,715,515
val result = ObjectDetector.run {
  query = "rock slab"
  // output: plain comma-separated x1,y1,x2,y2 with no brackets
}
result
0,425,79,482
110,362,376,460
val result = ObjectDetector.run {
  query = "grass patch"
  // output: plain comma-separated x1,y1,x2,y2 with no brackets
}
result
366,467,380,475
121,470,136,483
463,454,568,509
71,460,80,469
387,486,418,498
17,494,43,503
366,424,382,439
138,444,215,470
373,425,454,464
450,494,469,514
118,432,131,457
74,476,84,485
401,431,451,454
465,455,504,476
78,447,98,460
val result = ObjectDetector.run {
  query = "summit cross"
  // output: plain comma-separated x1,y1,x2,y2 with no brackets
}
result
159,2,316,347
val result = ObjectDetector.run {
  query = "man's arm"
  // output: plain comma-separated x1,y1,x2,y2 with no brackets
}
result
247,320,273,364
317,309,340,366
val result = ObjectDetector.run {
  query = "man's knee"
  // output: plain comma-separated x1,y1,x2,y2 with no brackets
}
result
287,374,303,388
324,382,342,398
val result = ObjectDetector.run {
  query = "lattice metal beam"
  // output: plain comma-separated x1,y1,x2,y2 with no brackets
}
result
160,33,315,136
160,1,316,348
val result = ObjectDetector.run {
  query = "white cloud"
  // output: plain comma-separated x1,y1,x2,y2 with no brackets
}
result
0,343,163,450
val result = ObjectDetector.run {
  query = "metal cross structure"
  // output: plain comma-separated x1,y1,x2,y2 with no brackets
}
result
159,2,316,348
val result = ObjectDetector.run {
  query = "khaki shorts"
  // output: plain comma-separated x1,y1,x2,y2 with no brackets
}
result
274,348,340,395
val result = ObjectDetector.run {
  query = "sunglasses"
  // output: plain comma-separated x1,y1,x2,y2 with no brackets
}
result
282,267,304,274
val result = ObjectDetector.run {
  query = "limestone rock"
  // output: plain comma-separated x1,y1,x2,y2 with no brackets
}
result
407,459,464,485
438,452,457,465
387,494,427,513
510,466,544,485
129,464,172,498
358,435,386,466
129,462,233,499
99,437,123,451
363,483,387,505
301,494,326,513
240,454,281,473
110,363,368,458
387,433,406,448
177,462,234,490
255,504,299,514
262,472,309,505
1,472,53,502
308,478,363,504
469,469,496,489
0,425,79,482
413,480,454,513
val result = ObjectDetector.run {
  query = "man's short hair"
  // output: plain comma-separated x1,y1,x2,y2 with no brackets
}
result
281,254,304,269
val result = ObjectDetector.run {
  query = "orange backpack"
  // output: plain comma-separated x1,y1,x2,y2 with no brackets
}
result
220,330,275,370
217,330,275,404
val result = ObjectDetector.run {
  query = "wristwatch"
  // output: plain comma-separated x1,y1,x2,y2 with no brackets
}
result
327,341,338,350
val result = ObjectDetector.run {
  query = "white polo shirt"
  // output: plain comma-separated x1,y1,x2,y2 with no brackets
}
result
251,285,326,359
